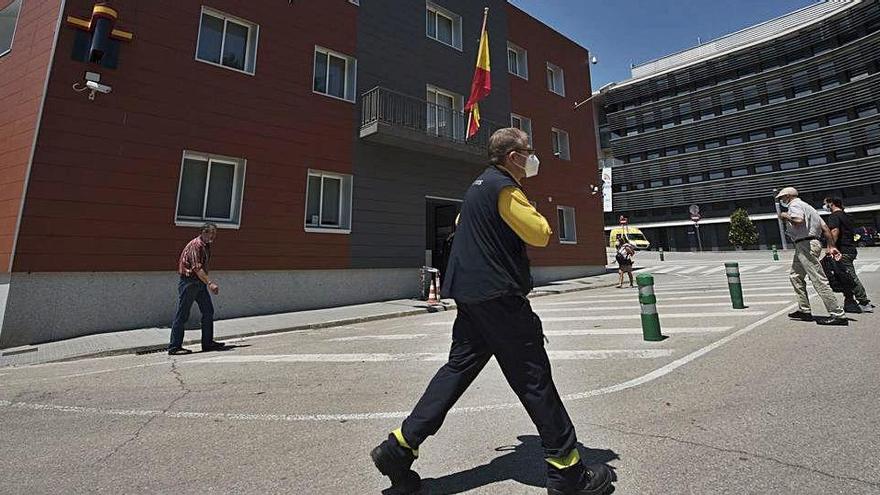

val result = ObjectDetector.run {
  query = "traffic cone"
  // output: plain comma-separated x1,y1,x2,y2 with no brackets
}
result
427,274,439,305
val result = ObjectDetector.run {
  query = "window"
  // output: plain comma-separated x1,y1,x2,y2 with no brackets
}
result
175,151,246,227
507,42,528,79
426,2,462,50
749,130,768,141
836,149,857,161
773,125,794,137
828,112,849,126
755,163,774,173
720,91,737,114
856,104,878,118
669,177,684,186
731,168,749,177
743,86,761,110
196,8,259,74
510,113,533,146
649,179,664,188
726,135,744,145
709,171,726,180
427,85,463,139
807,155,828,166
551,128,571,160
306,171,353,232
646,151,660,160
556,206,577,243
867,143,880,156
546,62,565,96
665,147,680,156
800,119,820,131
793,85,812,98
779,160,800,170
628,154,643,163
704,140,721,149
313,47,357,102
0,0,22,57
634,182,646,190
685,143,700,153
688,174,704,183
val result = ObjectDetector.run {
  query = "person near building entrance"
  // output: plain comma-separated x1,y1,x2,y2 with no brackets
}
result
776,187,847,326
370,128,613,495
168,223,229,355
823,197,874,314
615,240,635,289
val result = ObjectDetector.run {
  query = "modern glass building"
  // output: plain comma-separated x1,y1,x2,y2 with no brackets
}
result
598,0,880,250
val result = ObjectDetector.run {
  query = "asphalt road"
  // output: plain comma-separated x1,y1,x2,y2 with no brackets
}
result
1,251,879,494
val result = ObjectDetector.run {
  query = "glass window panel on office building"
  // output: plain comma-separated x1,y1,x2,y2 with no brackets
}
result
731,168,749,177
742,85,761,110
828,112,849,126
720,91,737,114
755,163,774,174
780,160,800,170
773,125,794,137
749,130,768,141
856,103,878,118
800,119,820,131
709,171,725,180
669,177,683,185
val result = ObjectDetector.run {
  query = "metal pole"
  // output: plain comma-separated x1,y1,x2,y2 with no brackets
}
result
773,191,788,250
695,223,703,252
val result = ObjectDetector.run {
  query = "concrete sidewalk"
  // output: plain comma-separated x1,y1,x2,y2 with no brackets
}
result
0,271,621,368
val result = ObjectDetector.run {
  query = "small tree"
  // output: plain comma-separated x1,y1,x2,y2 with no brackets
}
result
729,208,759,248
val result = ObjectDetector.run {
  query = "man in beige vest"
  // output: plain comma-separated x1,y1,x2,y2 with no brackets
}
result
776,187,847,326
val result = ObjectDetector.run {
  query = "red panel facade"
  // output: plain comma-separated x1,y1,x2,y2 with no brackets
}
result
0,0,63,272
13,0,358,272
506,4,606,268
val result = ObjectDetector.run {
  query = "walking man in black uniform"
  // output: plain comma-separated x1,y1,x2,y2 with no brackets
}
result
370,128,613,495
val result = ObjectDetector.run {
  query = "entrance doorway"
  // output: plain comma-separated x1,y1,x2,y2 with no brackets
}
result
425,197,461,275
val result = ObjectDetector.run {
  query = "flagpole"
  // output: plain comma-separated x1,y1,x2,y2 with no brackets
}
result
467,7,489,139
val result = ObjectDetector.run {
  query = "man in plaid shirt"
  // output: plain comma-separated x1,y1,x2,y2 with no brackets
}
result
168,223,228,355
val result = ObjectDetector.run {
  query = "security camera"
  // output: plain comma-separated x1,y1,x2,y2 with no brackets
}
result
86,80,112,94
590,56,598,65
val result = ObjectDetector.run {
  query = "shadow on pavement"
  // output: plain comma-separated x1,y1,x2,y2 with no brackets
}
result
410,435,619,495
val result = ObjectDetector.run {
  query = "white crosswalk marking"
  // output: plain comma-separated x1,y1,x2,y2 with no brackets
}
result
678,265,711,274
653,287,790,296
699,266,727,274
188,350,675,363
860,262,880,272
540,311,766,322
544,327,732,336
327,334,428,342
755,265,784,273
534,301,790,313
651,265,684,274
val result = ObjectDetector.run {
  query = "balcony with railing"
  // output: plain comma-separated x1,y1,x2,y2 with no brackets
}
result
360,86,505,162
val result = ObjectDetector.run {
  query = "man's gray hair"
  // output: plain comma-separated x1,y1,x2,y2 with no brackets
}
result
488,127,528,166
201,222,218,233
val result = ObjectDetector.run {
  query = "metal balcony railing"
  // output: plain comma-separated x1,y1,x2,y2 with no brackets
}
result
360,86,505,155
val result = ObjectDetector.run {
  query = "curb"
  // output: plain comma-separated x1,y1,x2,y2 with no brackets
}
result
3,277,622,366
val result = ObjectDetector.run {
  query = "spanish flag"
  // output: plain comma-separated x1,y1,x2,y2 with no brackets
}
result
465,9,491,139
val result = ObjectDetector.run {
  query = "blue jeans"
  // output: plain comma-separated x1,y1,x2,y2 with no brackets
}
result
169,276,214,349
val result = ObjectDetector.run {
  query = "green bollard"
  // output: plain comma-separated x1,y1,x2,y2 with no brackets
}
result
659,247,665,262
725,262,746,309
772,245,779,262
636,273,663,341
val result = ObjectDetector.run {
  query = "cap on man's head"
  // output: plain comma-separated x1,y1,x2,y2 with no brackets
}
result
775,187,798,199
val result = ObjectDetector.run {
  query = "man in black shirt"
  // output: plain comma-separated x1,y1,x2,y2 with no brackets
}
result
824,197,874,313
370,129,613,495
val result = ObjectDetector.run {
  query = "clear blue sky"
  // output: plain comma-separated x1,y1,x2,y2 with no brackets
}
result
509,0,816,91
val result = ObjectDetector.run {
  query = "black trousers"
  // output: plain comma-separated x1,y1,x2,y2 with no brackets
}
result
401,295,578,460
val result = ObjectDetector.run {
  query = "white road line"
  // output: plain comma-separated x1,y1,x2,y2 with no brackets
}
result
542,294,786,305
187,350,674,364
653,287,791,296
697,266,727,274
326,334,428,342
860,262,880,272
544,327,732,336
425,311,766,326
755,265,783,273
534,301,789,312
677,265,711,274
650,266,684,274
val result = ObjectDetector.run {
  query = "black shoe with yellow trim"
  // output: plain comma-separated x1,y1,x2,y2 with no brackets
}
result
546,449,613,495
371,429,421,494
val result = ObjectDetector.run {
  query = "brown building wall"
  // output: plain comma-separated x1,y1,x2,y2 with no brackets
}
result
0,0,63,272
507,4,606,268
14,0,358,273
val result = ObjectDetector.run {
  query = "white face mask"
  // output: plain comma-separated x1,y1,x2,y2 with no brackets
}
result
515,152,540,178
780,200,790,208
